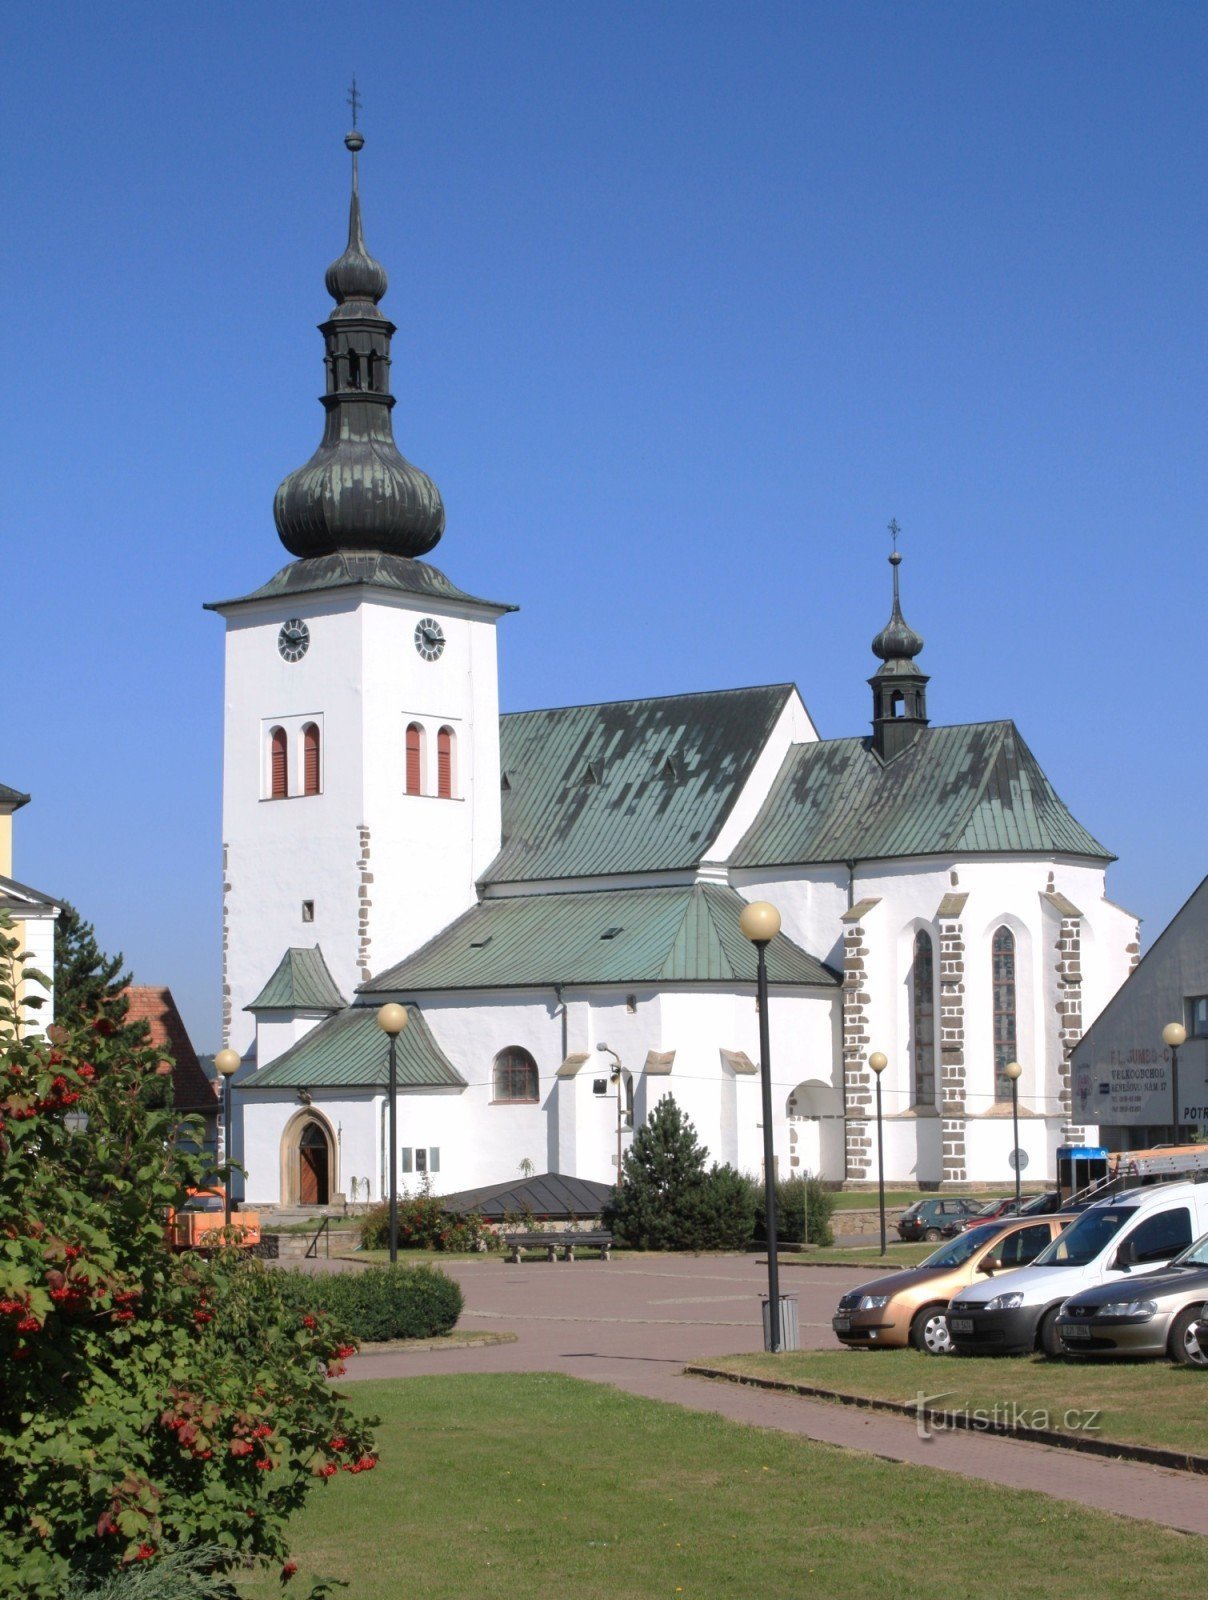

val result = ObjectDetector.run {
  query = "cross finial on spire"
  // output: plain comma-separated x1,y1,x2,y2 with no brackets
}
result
888,517,901,550
347,76,362,129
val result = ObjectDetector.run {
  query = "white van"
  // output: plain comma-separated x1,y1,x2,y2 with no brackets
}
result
946,1181,1208,1357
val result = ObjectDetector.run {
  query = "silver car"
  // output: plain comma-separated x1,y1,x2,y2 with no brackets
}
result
1055,1231,1208,1366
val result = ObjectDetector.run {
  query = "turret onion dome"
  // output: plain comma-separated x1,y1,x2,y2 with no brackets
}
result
871,550,924,665
274,129,445,561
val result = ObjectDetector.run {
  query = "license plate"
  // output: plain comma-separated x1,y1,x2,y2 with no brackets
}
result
1062,1324,1090,1339
833,1316,852,1332
949,1317,973,1334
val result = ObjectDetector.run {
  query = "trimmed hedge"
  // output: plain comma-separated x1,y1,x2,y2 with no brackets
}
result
275,1264,463,1343
751,1174,836,1248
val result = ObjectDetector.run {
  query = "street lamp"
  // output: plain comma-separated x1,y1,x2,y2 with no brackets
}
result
1004,1060,1023,1211
868,1052,888,1256
1162,1023,1187,1144
214,1048,241,1227
376,1004,409,1264
739,899,786,1352
596,1044,626,1187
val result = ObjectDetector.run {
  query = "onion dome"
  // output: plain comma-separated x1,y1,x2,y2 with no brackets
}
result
871,550,925,664
273,129,445,561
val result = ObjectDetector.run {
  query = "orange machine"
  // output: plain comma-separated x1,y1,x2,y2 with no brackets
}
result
168,1189,261,1250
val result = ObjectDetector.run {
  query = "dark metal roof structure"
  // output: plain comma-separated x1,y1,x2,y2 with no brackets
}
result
272,129,445,562
363,882,838,992
483,684,796,884
204,551,516,615
732,721,1113,867
438,1172,615,1220
247,946,347,1013
0,873,60,910
0,783,30,812
240,1004,465,1092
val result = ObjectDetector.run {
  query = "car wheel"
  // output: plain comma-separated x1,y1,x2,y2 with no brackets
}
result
1037,1307,1065,1359
910,1304,953,1355
1167,1306,1208,1368
924,1227,941,1242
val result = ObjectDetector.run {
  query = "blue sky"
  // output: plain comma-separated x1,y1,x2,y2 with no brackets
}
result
4,3,1204,1048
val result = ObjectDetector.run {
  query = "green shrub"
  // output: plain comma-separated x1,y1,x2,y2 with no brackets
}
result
358,1186,496,1252
750,1173,835,1247
603,1098,756,1251
61,1544,238,1598
276,1264,463,1342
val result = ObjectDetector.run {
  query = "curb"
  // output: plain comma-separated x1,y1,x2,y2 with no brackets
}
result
682,1365,1208,1478
754,1257,909,1271
355,1331,518,1354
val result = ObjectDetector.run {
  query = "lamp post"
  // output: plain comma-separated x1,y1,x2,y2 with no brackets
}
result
868,1052,888,1256
376,1004,409,1264
1004,1060,1023,1212
1162,1023,1187,1144
214,1049,241,1227
596,1044,625,1187
739,899,784,1352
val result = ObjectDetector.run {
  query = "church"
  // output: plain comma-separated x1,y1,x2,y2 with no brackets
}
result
212,130,1137,1207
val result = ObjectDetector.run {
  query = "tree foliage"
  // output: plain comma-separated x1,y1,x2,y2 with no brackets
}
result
602,1096,755,1250
0,921,376,1599
53,902,134,1036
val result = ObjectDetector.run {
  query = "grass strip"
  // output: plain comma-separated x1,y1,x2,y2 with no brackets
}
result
704,1348,1208,1456
238,1373,1203,1600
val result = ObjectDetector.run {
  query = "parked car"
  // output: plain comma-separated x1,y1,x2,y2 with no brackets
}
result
1017,1189,1063,1216
897,1198,983,1242
942,1198,1022,1237
1055,1233,1208,1366
832,1215,1072,1354
946,1181,1208,1357
1191,1306,1208,1363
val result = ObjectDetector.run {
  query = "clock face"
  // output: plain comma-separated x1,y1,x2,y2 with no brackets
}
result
278,618,310,663
414,617,446,661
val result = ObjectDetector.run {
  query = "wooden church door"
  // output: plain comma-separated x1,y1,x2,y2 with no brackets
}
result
298,1122,330,1205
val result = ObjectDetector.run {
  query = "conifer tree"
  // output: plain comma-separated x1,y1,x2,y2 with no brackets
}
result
53,903,132,1034
603,1096,754,1250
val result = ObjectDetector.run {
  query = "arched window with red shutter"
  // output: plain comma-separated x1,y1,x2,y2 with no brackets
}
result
437,726,455,799
270,727,288,799
302,723,320,796
405,723,424,795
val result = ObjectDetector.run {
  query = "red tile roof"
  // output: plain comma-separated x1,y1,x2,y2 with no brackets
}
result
122,986,217,1115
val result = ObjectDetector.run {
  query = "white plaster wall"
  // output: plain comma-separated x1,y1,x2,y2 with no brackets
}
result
219,590,504,1057
239,1091,382,1207
699,691,818,874
730,864,850,970
19,910,56,1037
254,1012,327,1070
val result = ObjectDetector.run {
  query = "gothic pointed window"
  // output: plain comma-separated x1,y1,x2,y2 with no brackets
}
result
911,930,935,1106
270,727,288,800
993,926,1018,1101
492,1046,539,1104
437,727,455,798
302,723,320,797
405,723,424,795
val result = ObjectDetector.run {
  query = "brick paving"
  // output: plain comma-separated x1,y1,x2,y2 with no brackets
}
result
335,1253,1208,1536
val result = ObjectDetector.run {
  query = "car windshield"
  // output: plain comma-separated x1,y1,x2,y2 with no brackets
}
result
1170,1234,1208,1268
1032,1206,1137,1267
921,1223,1003,1269
1019,1192,1056,1214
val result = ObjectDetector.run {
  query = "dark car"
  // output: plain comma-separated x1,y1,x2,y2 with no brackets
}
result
897,1198,983,1242
1055,1234,1208,1366
1192,1306,1208,1363
941,1198,1022,1238
1017,1190,1063,1216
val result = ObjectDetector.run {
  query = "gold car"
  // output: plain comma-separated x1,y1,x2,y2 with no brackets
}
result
832,1214,1072,1354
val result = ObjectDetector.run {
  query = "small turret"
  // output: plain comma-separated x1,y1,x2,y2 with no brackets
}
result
869,521,929,760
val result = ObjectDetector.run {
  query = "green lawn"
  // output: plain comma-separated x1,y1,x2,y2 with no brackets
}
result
829,1187,1024,1212
704,1349,1208,1456
784,1242,935,1267
238,1374,1203,1600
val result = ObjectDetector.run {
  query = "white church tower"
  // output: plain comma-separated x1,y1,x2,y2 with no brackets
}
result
208,127,514,1059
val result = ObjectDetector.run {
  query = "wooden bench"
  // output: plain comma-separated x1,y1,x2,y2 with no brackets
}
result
504,1231,613,1264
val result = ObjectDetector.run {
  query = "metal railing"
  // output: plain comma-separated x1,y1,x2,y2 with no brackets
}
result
304,1215,331,1260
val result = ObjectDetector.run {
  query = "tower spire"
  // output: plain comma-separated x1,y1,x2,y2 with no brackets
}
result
868,520,929,759
274,114,445,561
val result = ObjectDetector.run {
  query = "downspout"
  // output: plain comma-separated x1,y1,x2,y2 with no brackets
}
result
554,983,568,1061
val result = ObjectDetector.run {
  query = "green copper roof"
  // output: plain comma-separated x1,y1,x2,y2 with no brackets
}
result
204,552,517,615
363,883,838,992
732,721,1112,867
484,684,796,884
246,946,347,1013
240,1004,465,1091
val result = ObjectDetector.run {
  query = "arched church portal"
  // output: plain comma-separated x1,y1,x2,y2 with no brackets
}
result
281,1113,336,1207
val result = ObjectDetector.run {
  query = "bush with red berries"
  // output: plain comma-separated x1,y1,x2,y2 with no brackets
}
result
0,924,377,1599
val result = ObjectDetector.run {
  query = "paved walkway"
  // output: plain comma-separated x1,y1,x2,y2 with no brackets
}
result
335,1253,1208,1536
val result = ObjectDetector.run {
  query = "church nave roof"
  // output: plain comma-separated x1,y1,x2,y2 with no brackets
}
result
732,720,1112,868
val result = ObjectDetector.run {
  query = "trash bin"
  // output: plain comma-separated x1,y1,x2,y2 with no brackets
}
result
760,1292,800,1352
